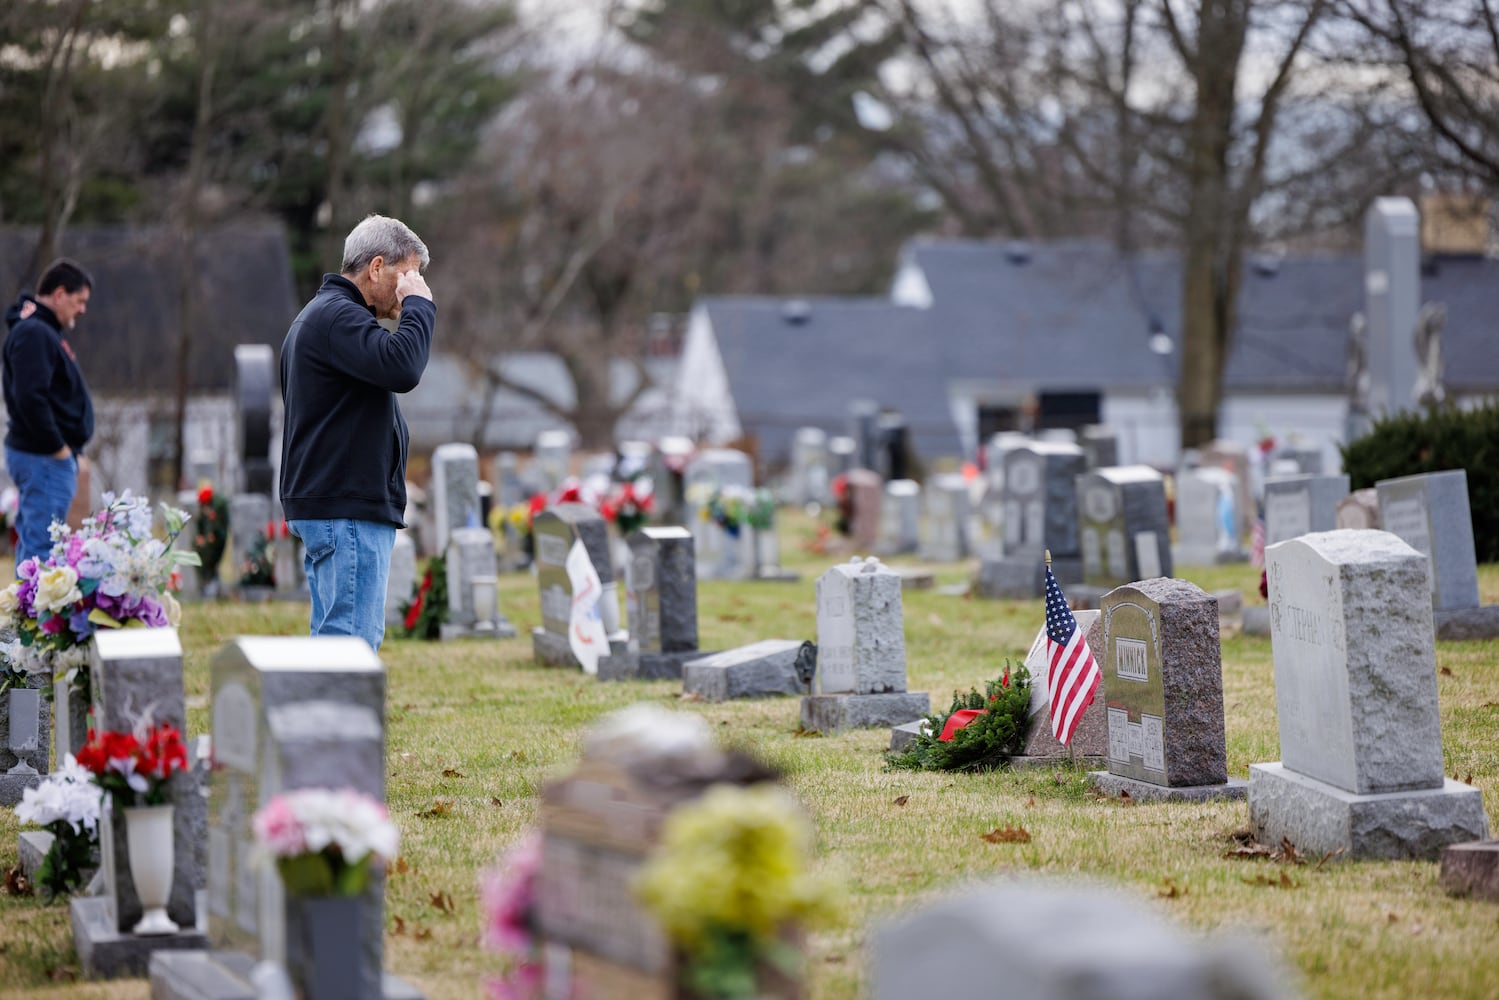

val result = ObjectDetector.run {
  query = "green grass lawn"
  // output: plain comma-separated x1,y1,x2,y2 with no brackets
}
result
2,516,1497,999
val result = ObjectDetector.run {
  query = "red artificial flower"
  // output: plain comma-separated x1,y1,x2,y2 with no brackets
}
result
404,569,434,631
599,500,618,522
526,493,547,530
1259,570,1269,600
197,484,214,505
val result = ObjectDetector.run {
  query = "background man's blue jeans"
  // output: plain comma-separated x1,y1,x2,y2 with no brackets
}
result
288,518,395,652
6,448,78,568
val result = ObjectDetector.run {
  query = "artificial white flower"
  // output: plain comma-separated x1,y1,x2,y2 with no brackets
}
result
0,583,20,615
34,565,83,613
16,755,102,834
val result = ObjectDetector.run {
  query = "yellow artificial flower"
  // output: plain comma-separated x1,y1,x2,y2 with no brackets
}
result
634,784,838,953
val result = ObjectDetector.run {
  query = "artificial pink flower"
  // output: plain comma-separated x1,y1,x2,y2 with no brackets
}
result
480,830,542,956
251,795,307,856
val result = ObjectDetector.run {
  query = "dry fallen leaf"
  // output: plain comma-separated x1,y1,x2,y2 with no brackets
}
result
441,768,466,779
392,856,411,876
893,795,910,807
3,866,32,897
1439,666,1454,677
417,799,453,819
1118,789,1134,806
1158,878,1186,899
490,797,504,807
1314,849,1345,871
981,825,1031,844
1025,796,1037,808
1386,912,1400,923
392,915,408,936
414,927,433,941
1279,837,1301,865
679,691,705,702
429,890,454,914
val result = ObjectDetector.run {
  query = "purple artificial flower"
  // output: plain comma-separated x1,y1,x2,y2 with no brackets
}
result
17,558,39,582
134,596,168,629
16,577,38,618
66,535,86,567
68,608,97,640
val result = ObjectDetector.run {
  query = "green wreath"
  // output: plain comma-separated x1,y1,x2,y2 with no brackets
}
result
888,663,1032,772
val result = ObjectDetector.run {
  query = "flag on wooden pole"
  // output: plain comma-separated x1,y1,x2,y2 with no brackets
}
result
1043,551,1100,745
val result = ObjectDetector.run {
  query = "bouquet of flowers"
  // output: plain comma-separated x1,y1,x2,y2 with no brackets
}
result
239,521,283,589
398,553,448,640
192,482,229,590
601,478,655,535
634,784,838,1000
745,488,775,532
76,720,191,808
252,787,399,897
704,487,750,538
15,753,101,895
0,491,194,690
480,830,543,999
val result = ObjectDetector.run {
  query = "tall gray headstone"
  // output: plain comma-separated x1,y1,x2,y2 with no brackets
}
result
789,427,830,506
431,443,481,558
625,527,697,654
441,526,516,639
533,430,572,492
878,479,921,556
1076,465,1171,590
229,492,272,594
1364,197,1421,418
1249,530,1488,859
0,667,49,806
921,474,970,563
850,400,880,472
1079,425,1119,470
385,532,416,628
801,557,928,732
1375,470,1479,612
172,489,203,602
1173,467,1243,566
1263,474,1349,546
828,435,857,475
531,505,622,668
975,442,1084,597
71,629,207,977
234,346,275,496
151,636,423,999
1088,580,1242,802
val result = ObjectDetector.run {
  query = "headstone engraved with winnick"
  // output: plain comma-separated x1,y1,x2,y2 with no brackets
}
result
976,442,1085,598
148,636,424,1000
1248,530,1488,860
800,558,929,733
71,629,208,979
1087,579,1246,802
1376,469,1499,640
531,505,626,668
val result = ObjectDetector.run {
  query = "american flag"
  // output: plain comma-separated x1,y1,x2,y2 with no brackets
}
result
1044,563,1100,745
1249,517,1266,569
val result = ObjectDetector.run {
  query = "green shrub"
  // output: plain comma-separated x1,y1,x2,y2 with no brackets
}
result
1340,402,1499,562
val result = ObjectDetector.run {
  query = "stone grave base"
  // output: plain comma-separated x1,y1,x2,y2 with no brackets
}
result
1439,840,1499,901
1089,771,1248,803
532,628,627,669
753,567,802,583
1242,605,1270,637
974,556,1081,599
1211,588,1244,621
1248,763,1489,861
596,649,710,682
889,718,1106,768
1434,605,1499,641
683,643,804,701
150,949,425,1000
1171,544,1246,568
801,692,930,734
0,769,41,806
71,894,209,979
893,567,935,591
439,618,519,641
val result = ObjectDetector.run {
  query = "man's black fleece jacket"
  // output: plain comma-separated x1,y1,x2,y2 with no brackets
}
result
2,295,94,456
279,273,434,528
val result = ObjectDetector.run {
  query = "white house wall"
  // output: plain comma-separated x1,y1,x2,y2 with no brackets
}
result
672,305,742,445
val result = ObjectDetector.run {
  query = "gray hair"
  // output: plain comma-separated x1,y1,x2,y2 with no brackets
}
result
340,214,430,275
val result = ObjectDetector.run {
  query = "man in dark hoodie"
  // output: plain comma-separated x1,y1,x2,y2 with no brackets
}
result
280,215,434,651
3,258,95,568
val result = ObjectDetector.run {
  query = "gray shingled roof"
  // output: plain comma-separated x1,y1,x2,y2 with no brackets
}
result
1,221,297,394
705,238,1499,462
702,297,962,462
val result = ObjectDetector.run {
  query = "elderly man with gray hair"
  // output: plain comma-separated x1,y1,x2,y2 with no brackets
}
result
279,214,435,650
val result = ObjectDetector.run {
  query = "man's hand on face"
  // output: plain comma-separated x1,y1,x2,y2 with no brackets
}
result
395,270,432,306
19,300,35,321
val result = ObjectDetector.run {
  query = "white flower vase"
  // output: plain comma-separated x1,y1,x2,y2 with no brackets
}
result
124,803,179,935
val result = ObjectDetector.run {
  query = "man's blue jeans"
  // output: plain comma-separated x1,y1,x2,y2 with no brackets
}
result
287,518,395,652
6,448,77,569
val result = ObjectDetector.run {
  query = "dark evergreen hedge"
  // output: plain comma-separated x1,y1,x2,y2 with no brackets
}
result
1340,402,1499,563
